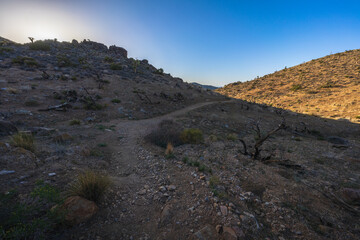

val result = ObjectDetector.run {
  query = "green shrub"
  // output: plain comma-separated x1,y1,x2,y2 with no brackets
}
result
180,128,203,144
154,68,164,75
209,176,220,188
10,132,35,152
0,183,63,240
111,98,121,103
356,116,360,119
68,171,111,203
69,119,81,125
0,47,14,55
290,84,302,91
226,133,237,141
110,63,122,70
24,100,39,107
104,56,114,63
57,55,75,67
12,56,39,67
145,120,183,148
29,41,50,51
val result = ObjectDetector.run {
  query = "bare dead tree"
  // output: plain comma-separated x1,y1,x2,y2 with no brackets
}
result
28,37,34,43
239,117,286,160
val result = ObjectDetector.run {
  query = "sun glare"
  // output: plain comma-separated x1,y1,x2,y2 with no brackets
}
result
0,1,94,43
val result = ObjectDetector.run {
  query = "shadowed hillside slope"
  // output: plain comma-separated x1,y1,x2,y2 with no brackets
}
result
217,49,360,123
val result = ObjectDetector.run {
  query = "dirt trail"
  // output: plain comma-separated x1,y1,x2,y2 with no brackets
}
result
109,100,231,177
85,100,232,238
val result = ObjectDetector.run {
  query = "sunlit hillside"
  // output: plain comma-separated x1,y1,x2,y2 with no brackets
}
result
217,49,360,123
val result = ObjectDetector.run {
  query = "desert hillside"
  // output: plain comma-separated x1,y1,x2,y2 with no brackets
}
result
1,38,360,240
217,50,360,123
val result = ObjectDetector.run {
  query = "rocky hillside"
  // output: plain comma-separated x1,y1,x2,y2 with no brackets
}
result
0,37,223,125
217,50,360,123
1,37,359,240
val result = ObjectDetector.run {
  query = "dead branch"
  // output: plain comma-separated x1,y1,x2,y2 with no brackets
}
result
239,118,286,160
38,102,71,111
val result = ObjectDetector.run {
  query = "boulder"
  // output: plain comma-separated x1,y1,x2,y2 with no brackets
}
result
0,120,17,136
342,188,360,204
223,227,237,240
109,45,127,58
60,196,98,225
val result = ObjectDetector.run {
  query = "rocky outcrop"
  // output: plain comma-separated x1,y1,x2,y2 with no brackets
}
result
109,45,127,58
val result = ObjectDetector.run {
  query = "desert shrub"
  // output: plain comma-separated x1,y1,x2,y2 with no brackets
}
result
0,47,14,55
145,120,183,148
111,98,121,103
165,142,174,159
110,63,122,70
69,119,81,125
180,128,203,144
321,81,336,88
227,133,237,141
12,56,39,67
68,171,111,203
208,134,218,142
290,84,302,91
104,56,114,63
29,41,50,51
154,68,164,75
10,132,35,152
57,55,75,67
24,100,39,107
0,182,64,240
356,116,360,119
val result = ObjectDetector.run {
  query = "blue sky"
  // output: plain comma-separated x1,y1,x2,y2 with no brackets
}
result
1,0,360,86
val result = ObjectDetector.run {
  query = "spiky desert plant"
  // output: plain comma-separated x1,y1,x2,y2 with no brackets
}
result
68,171,111,203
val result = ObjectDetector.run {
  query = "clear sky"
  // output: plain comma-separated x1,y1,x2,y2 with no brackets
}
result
1,0,360,86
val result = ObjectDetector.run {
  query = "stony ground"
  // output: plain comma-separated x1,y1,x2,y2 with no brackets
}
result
1,38,360,240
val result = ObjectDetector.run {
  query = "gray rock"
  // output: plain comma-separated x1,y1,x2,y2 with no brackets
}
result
0,120,17,136
327,136,349,145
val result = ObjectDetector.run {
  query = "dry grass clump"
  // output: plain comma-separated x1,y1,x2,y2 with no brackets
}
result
10,132,35,152
180,128,203,144
145,120,183,148
68,171,111,203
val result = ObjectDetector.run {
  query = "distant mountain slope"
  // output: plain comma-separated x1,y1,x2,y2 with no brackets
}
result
191,82,219,90
217,49,360,122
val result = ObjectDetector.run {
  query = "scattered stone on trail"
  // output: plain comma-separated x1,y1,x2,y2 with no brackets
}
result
220,205,228,216
0,120,17,136
222,226,238,240
194,225,218,240
59,196,99,226
168,185,176,191
158,204,172,227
